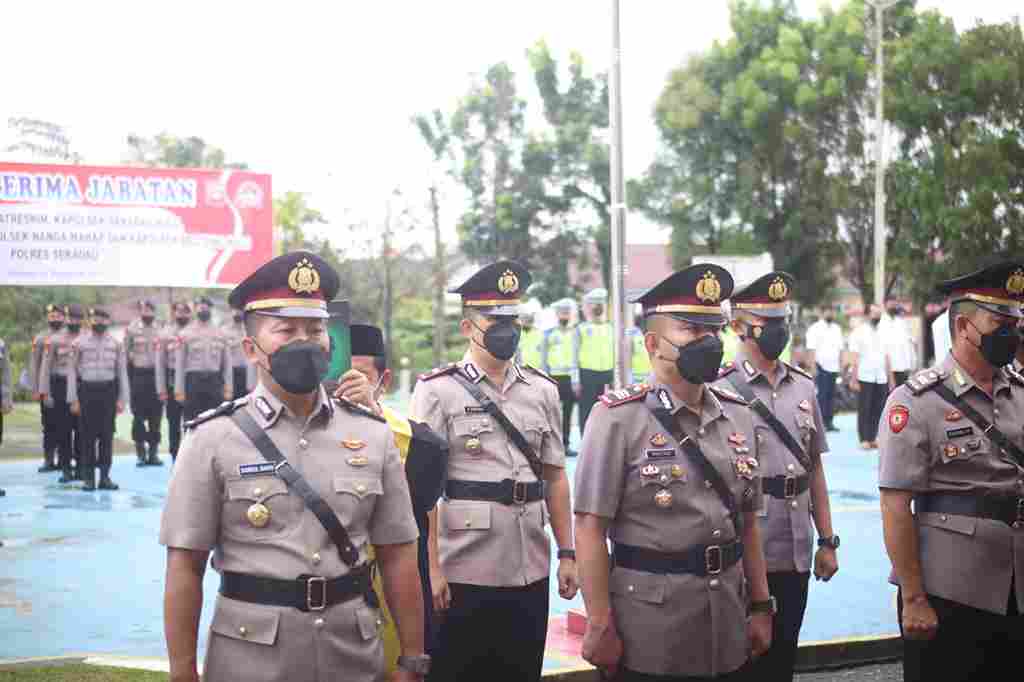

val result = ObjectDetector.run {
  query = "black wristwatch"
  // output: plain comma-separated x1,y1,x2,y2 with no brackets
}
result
817,535,840,550
557,548,576,560
397,654,431,675
750,596,777,615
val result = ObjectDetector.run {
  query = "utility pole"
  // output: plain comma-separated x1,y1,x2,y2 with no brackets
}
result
609,0,629,389
430,185,446,367
869,0,899,309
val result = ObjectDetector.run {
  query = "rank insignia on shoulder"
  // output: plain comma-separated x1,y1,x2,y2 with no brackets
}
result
418,363,458,382
906,370,944,395
184,397,249,431
709,385,747,405
599,383,650,407
524,364,559,386
254,396,276,421
461,363,481,381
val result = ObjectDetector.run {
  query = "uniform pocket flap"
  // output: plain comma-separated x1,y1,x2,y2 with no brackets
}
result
610,568,665,605
452,417,494,437
918,511,978,536
443,501,492,531
334,476,384,499
211,598,280,645
227,476,288,502
356,606,382,641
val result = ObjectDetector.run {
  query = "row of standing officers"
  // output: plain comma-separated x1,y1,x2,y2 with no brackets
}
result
27,298,254,490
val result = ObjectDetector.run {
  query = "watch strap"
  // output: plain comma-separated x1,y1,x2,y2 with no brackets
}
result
557,548,576,560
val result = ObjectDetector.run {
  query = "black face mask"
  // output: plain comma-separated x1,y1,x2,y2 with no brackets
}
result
141,316,155,326
662,334,724,385
67,323,81,334
197,310,212,322
93,324,108,335
256,339,329,394
968,319,1020,368
592,305,605,318
870,317,881,328
176,317,190,328
743,321,790,361
472,320,521,361
825,316,834,324
48,321,63,331
558,318,570,328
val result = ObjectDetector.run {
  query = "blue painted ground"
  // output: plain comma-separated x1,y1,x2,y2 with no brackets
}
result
0,409,895,663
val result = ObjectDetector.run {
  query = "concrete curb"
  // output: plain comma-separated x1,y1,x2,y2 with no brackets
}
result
0,655,88,669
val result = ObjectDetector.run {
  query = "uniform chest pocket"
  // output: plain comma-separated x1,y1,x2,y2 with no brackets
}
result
793,413,817,448
610,568,666,605
333,475,383,529
523,421,548,453
935,436,989,463
224,476,303,542
452,416,495,456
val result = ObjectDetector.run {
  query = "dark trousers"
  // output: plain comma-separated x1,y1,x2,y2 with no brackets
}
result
553,375,576,448
857,381,887,442
415,518,437,656
184,371,223,422
743,571,810,682
619,661,751,682
79,381,117,474
579,368,613,435
814,365,837,428
49,376,76,470
232,366,248,400
41,398,58,461
899,588,1023,682
428,578,549,682
129,367,162,446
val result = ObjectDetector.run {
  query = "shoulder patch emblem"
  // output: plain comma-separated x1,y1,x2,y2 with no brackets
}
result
906,370,944,395
888,404,910,433
418,363,458,382
598,383,650,407
709,384,747,405
524,364,558,387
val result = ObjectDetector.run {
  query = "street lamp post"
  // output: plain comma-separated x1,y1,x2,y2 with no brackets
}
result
869,0,899,310
610,0,629,389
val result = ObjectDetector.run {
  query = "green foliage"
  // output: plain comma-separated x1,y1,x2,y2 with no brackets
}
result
125,133,247,170
273,191,326,255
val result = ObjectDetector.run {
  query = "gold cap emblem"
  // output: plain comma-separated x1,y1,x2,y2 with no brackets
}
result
246,502,271,528
497,270,520,295
288,257,321,295
768,277,788,301
695,271,722,303
1007,269,1024,296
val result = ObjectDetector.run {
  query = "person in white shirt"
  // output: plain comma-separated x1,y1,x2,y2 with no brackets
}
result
805,310,844,431
848,305,890,450
931,304,951,365
881,304,917,387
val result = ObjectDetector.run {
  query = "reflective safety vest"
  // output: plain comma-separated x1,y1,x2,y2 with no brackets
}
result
518,328,544,368
577,321,614,372
628,327,651,384
542,326,578,382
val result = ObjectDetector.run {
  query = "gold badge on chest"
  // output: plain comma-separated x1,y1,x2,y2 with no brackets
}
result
246,502,271,528
654,489,673,508
466,437,483,453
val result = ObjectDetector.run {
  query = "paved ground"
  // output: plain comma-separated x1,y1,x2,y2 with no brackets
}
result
797,662,901,681
0,403,897,672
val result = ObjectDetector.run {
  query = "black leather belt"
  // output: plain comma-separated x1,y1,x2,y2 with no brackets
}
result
613,540,744,577
916,493,1024,528
445,479,546,505
763,474,810,500
220,564,374,612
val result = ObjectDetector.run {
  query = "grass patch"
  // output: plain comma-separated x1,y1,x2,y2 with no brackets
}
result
0,665,168,681
1,402,136,462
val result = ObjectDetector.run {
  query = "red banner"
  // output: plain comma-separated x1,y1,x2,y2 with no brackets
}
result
0,162,272,287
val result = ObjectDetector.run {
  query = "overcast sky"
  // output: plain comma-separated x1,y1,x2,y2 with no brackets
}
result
2,1,1019,246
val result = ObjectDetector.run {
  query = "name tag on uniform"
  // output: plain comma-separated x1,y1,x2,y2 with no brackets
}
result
946,427,973,439
645,448,676,459
464,406,487,414
238,462,276,477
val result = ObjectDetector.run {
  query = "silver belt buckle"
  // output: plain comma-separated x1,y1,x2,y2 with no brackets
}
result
784,475,797,499
306,576,327,611
512,481,528,505
704,545,723,575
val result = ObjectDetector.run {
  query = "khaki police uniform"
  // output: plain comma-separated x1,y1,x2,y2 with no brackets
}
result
411,260,567,682
0,338,11,446
38,308,85,481
175,315,231,422
879,261,1024,681
163,312,190,461
124,310,165,465
31,304,65,471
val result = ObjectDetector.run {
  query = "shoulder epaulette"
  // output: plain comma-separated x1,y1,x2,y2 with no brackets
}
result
418,363,459,382
718,361,737,378
906,369,945,395
334,396,387,423
784,361,814,381
709,384,748,405
1005,366,1024,386
184,397,249,431
524,364,558,387
598,383,650,407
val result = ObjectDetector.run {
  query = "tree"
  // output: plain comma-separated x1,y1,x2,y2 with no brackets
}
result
125,133,247,170
4,117,81,162
273,191,326,255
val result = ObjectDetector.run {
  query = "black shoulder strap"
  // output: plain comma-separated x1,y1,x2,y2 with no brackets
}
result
231,409,361,566
930,384,1024,468
450,370,544,478
647,405,743,534
723,373,813,472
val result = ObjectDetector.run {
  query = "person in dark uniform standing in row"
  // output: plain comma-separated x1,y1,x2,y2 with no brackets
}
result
125,299,164,467
541,299,580,456
224,307,256,399
174,296,231,423
348,323,448,674
880,261,1024,681
716,272,839,681
574,264,773,681
30,304,65,472
412,261,578,682
161,301,191,461
68,307,130,491
39,304,86,483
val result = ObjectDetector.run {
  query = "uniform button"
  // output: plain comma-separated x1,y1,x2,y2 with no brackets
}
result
772,392,778,400
355,483,366,494
705,480,713,489
786,464,795,472
994,409,1000,417
376,617,383,626
698,428,706,436
299,438,309,449
940,515,948,522
253,487,263,497
312,552,321,565
712,530,722,538
238,626,248,638
790,500,798,509
465,519,473,528
627,585,635,593
709,579,720,589
314,618,325,628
